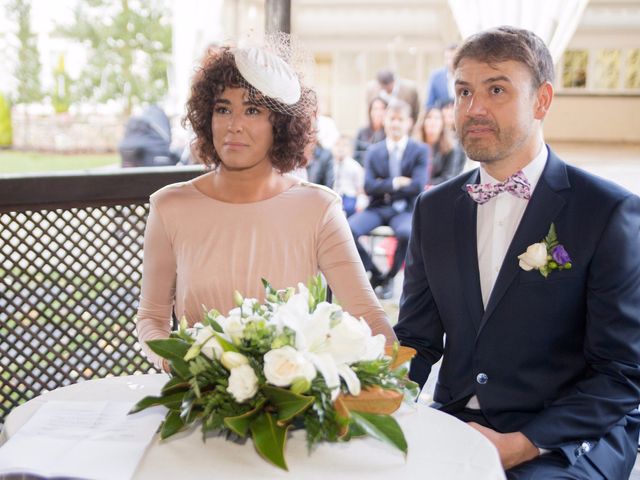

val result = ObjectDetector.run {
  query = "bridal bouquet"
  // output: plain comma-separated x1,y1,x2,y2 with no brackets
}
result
130,276,418,470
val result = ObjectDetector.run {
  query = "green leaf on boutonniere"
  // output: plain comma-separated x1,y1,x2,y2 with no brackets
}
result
350,411,408,456
161,410,186,439
544,223,559,249
250,412,290,470
262,385,315,423
224,399,266,437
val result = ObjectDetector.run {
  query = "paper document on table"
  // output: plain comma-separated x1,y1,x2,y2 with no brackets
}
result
0,400,165,480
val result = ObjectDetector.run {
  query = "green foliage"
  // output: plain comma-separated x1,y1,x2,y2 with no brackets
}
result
0,93,12,147
55,0,172,114
51,55,72,113
7,0,43,104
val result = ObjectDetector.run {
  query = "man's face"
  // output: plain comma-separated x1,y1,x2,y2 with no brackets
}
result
384,108,411,141
454,58,544,166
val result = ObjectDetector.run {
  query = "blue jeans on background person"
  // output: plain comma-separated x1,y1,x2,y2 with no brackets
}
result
342,195,357,217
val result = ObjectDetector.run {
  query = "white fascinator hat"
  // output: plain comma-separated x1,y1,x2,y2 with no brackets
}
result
231,33,315,117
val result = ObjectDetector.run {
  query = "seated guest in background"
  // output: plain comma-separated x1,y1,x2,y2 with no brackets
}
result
366,69,420,125
395,26,640,479
349,99,429,299
414,104,466,186
136,42,396,370
354,96,387,165
332,134,365,217
305,141,335,188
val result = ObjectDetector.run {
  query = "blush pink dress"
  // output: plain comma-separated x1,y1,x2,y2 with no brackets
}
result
136,178,395,367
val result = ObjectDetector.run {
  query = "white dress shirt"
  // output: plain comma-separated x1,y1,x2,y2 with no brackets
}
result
386,136,408,190
466,142,547,410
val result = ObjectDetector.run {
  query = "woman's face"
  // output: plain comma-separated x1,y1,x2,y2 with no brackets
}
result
212,87,274,172
369,99,387,129
423,108,444,142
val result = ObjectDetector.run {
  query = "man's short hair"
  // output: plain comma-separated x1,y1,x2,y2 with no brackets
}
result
376,69,395,86
386,98,411,117
453,26,554,88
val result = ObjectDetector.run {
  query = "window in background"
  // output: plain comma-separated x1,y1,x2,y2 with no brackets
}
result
626,49,640,89
593,49,620,90
562,49,588,88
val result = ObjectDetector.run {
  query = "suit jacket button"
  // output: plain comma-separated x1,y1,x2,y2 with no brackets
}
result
476,373,488,384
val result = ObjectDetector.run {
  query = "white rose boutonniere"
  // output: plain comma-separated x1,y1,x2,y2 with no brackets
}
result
518,242,547,271
518,223,573,278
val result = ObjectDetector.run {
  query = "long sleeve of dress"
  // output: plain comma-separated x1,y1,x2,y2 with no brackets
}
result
317,195,396,343
136,197,176,369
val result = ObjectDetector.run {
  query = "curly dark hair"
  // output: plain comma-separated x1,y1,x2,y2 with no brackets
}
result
184,47,317,172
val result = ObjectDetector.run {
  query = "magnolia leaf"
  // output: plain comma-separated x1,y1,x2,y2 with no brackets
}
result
350,411,407,455
348,421,367,438
262,385,314,422
338,386,403,415
147,338,190,361
334,396,350,439
129,390,186,414
160,410,186,439
161,377,189,395
250,412,289,471
224,401,265,437
384,344,417,370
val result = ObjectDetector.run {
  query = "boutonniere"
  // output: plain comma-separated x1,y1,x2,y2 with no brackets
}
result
517,223,572,278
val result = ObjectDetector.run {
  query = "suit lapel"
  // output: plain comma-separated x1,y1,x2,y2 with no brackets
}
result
455,170,484,331
478,150,571,335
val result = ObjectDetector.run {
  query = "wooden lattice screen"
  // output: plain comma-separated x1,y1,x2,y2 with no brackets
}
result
0,166,203,423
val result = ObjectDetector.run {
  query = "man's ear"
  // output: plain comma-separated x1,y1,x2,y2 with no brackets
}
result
534,81,554,120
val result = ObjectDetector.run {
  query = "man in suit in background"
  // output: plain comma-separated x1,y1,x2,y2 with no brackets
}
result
424,44,457,110
366,70,420,125
349,99,428,299
394,26,640,479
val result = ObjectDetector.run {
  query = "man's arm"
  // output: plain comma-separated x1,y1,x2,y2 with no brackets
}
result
363,148,394,196
394,194,444,388
520,194,640,461
394,144,430,198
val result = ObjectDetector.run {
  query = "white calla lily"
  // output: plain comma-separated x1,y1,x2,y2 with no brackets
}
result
337,364,361,396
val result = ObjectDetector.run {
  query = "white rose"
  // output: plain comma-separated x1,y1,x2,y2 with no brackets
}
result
263,346,316,387
518,242,548,271
194,326,224,360
221,351,249,370
326,313,374,365
227,364,259,403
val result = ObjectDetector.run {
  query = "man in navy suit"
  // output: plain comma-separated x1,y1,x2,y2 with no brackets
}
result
349,99,429,298
424,44,457,110
395,26,640,479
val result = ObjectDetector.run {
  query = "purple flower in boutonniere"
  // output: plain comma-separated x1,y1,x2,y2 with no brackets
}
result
518,223,572,278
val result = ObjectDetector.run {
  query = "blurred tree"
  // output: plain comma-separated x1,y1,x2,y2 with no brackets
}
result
51,54,72,114
56,0,172,114
7,0,43,104
0,93,13,147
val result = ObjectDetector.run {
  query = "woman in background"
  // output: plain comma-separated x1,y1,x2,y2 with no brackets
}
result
353,96,387,165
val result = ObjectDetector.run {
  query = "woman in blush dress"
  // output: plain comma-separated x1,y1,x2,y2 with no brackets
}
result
136,41,396,369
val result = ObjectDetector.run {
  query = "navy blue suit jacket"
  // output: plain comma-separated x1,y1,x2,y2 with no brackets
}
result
363,139,429,212
425,68,454,110
395,147,640,478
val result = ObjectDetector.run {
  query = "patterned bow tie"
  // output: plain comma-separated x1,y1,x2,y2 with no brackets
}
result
466,170,531,204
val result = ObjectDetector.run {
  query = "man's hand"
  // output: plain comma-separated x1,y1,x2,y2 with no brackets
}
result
393,176,412,189
468,422,539,470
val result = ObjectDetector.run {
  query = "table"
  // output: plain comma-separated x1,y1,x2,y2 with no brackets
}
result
1,374,505,480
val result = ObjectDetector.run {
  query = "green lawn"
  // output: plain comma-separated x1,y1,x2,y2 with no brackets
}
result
0,150,119,174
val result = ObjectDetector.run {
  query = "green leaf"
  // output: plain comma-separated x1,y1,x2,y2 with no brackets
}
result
348,422,367,438
161,377,189,395
250,412,289,470
214,332,240,353
147,338,190,362
129,390,188,414
263,385,315,422
160,410,186,439
350,411,408,455
545,223,558,248
224,401,265,437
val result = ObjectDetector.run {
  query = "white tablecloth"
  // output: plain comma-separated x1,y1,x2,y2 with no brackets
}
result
1,374,505,480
